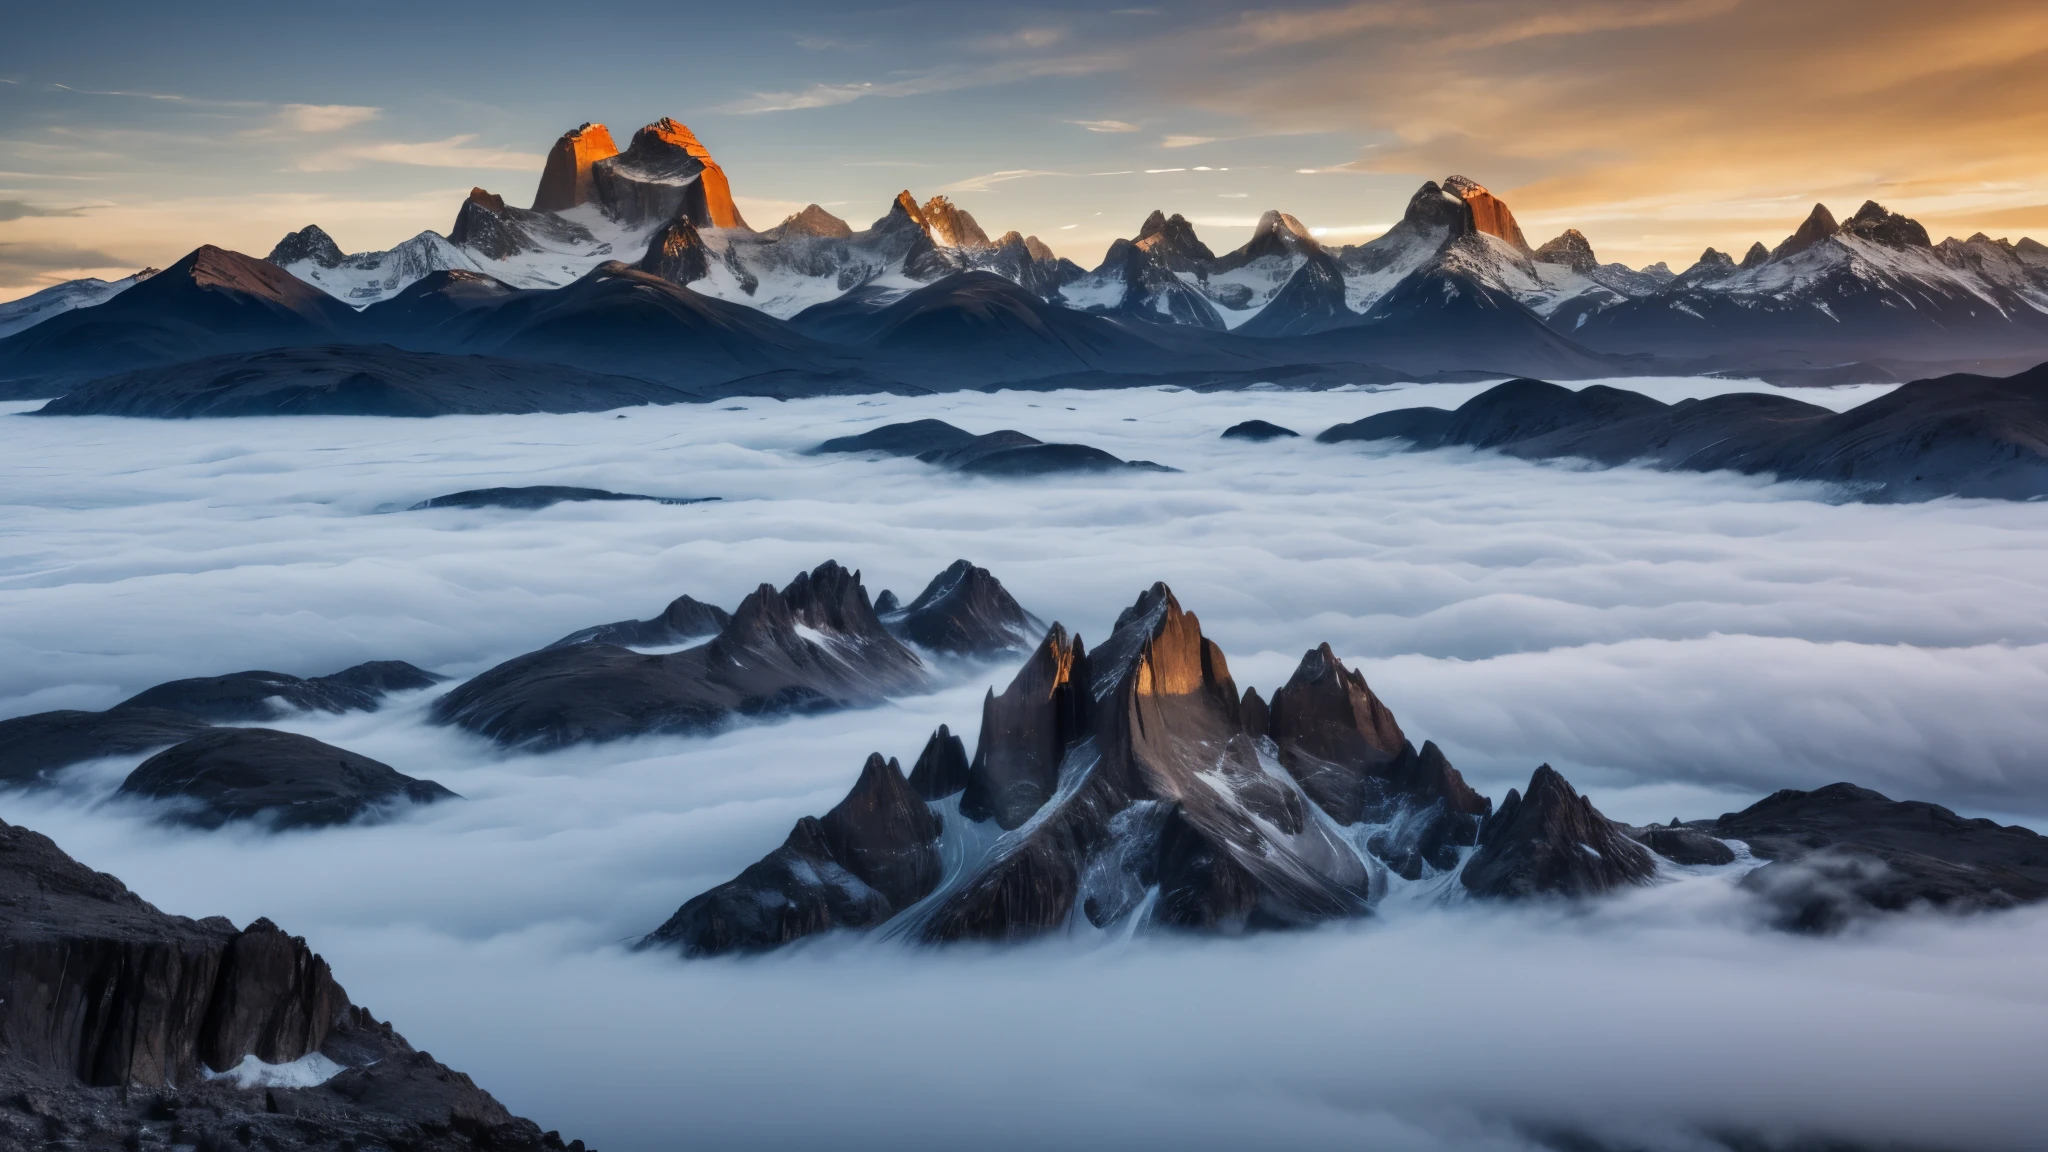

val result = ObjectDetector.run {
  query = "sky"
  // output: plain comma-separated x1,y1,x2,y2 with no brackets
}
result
1,0,2045,300
5,380,2048,1148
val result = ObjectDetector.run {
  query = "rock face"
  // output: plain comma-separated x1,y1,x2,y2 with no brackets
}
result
530,122,620,212
1237,248,1354,338
641,753,941,956
1315,363,2048,503
1265,643,1406,825
114,662,444,723
1630,823,1736,866
117,728,458,830
1532,229,1598,273
266,225,347,269
410,486,713,511
548,593,732,650
1262,645,1488,877
769,204,853,240
880,559,1042,657
958,626,1088,830
1442,176,1530,251
1461,765,1658,899
923,585,1373,941
1221,419,1299,441
0,817,579,1150
1707,783,2048,931
433,560,925,747
919,195,990,248
635,216,711,285
1133,210,1216,272
590,118,747,230
907,724,970,800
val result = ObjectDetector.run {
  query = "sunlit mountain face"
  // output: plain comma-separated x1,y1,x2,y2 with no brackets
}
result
4,5,2048,1152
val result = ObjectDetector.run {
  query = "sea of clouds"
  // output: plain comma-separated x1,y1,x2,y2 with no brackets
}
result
3,378,2046,1150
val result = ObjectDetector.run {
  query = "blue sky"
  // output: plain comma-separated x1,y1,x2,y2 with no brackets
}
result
3,0,2044,298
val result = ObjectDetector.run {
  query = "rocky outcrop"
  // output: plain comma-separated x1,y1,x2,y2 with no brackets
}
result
1443,175,1530,251
919,195,990,248
958,627,1087,829
266,225,346,270
449,188,534,261
1739,241,1770,269
922,585,1373,941
1461,765,1657,899
1629,823,1736,866
433,561,925,747
0,817,579,1149
1838,199,1932,248
769,204,853,240
117,728,458,829
1133,210,1216,272
907,724,970,800
411,485,713,511
1221,419,1298,441
880,559,1041,657
1363,740,1492,879
590,119,747,230
114,661,444,723
530,122,620,212
1707,783,2048,932
1266,643,1406,825
641,753,941,956
636,215,711,285
548,593,732,650
1770,203,1840,261
1237,247,1355,337
1532,229,1598,273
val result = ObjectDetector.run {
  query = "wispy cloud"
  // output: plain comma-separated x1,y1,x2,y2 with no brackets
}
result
0,200,87,221
937,169,1069,194
296,135,543,173
1160,135,1217,148
721,52,1124,114
277,104,380,133
1068,119,1140,133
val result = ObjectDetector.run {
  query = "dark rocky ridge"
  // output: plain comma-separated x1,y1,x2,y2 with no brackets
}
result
35,344,697,417
643,582,2048,952
1461,766,1659,899
433,561,924,747
117,728,458,830
1222,419,1299,440
548,593,732,650
815,417,1173,475
1318,363,2048,502
410,486,715,511
116,661,443,724
880,559,1042,657
640,753,941,956
0,817,582,1150
1707,783,2048,931
0,708,215,789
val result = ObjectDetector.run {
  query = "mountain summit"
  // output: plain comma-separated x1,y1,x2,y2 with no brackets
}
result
589,118,748,229
531,122,620,212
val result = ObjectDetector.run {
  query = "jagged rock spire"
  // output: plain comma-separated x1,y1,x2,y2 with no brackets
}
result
531,122,620,212
1771,203,1840,261
1442,175,1530,251
1533,228,1599,273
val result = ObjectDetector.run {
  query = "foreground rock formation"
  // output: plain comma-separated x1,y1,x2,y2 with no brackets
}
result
877,559,1043,657
644,583,2048,955
0,817,584,1150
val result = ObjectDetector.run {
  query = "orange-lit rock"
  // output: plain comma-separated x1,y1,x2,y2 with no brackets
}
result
1442,175,1530,251
530,122,619,212
918,195,991,248
590,118,750,230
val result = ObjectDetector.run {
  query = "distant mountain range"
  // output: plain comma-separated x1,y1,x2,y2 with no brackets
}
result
5,116,2047,404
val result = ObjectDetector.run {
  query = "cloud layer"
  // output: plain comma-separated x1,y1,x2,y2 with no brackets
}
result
4,379,2047,1149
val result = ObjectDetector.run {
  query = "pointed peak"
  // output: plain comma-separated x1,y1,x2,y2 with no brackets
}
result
465,187,507,212
1771,202,1840,261
890,190,929,229
1137,209,1169,240
1532,228,1597,273
776,203,852,239
1838,199,1931,248
1740,241,1770,268
1022,235,1055,262
920,194,991,248
265,224,345,269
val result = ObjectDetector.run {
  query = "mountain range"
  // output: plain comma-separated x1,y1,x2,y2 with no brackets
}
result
6,116,2048,404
